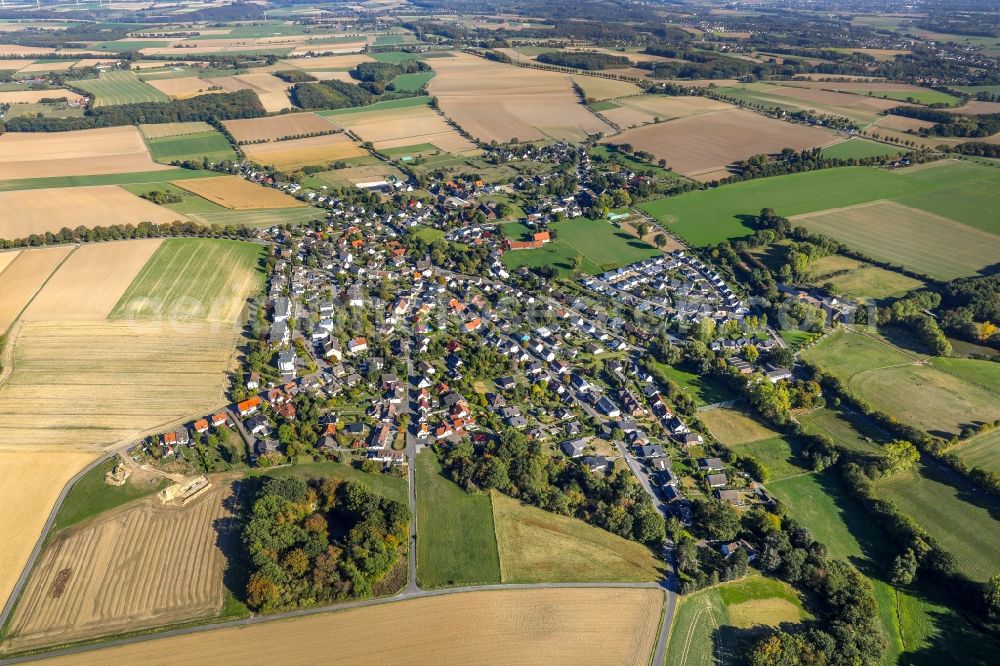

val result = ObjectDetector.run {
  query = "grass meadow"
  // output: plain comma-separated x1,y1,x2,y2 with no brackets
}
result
820,138,904,160
798,407,885,455
952,429,1000,475
146,130,237,164
415,452,501,588
806,254,925,301
74,71,169,107
0,168,219,193
647,361,737,406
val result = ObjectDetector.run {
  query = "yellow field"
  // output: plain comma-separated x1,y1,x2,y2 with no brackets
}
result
427,51,612,143
45,588,664,666
0,451,96,618
279,54,374,69
601,95,732,128
0,88,82,104
209,73,292,112
572,75,642,101
326,104,476,153
172,175,306,209
222,112,337,143
0,249,20,276
22,241,163,321
0,246,75,334
0,126,167,180
144,76,222,99
241,134,367,170
0,186,189,239
4,483,234,653
139,121,216,139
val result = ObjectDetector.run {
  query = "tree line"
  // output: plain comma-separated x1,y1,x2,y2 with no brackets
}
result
536,50,631,71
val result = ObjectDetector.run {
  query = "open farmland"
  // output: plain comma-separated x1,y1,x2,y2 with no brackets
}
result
110,238,265,323
208,72,292,112
665,576,809,666
42,587,663,666
715,82,900,124
571,74,642,101
0,126,167,181
0,88,81,104
222,111,336,143
323,97,476,153
139,122,216,139
0,246,75,334
73,71,169,106
427,51,612,142
608,108,836,181
806,254,925,300
278,53,375,70
953,429,1000,475
0,186,189,240
819,138,902,160
598,94,733,129
144,76,221,99
790,200,1000,280
4,483,235,653
146,129,237,164
172,175,305,209
241,133,367,170
798,407,884,455
491,492,663,583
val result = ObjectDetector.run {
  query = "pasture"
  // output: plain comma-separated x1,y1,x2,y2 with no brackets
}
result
665,576,808,666
798,407,884,455
321,97,475,153
4,484,235,653
172,175,305,209
820,138,903,160
146,129,237,164
0,185,188,240
699,408,778,446
491,491,664,583
0,126,167,181
606,108,837,181
222,111,336,144
415,452,501,588
952,429,1000,475
184,207,323,229
73,71,169,106
110,238,266,323
426,51,612,143
391,70,434,91
876,463,1000,583
647,361,736,406
806,254,925,301
0,168,219,193
699,408,807,481
41,588,664,666
0,246,75,334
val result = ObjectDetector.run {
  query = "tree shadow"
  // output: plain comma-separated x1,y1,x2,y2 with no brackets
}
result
214,478,255,609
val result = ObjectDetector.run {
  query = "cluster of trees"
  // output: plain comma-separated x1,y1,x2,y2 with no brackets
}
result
243,476,409,611
875,290,953,356
273,70,317,83
138,189,184,205
0,218,258,250
938,274,1000,348
888,105,1000,138
437,425,665,547
3,90,265,132
353,59,430,85
535,50,630,71
290,80,376,110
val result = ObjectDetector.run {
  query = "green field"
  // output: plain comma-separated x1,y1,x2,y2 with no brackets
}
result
184,207,324,228
318,95,430,116
802,328,916,380
415,451,501,588
50,458,167,535
74,71,169,107
952,429,1000,474
637,162,1000,247
491,491,664,583
252,460,407,504
876,463,1000,583
647,361,737,406
929,356,1000,393
501,217,660,275
390,71,434,92
109,238,266,322
798,407,884,455
120,183,227,215
664,576,809,666
820,138,904,160
852,88,962,106
806,254,925,301
590,100,621,112
0,168,220,193
146,130,237,164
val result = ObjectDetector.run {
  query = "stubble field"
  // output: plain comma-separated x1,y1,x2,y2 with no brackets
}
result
0,186,189,240
139,121,216,139
208,72,292,112
0,89,81,104
598,94,733,128
222,111,337,143
323,98,476,153
42,588,664,666
0,126,168,180
240,133,368,170
3,483,235,653
0,246,75,334
172,175,306,209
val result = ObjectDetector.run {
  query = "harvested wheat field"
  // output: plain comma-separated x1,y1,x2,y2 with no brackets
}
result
873,114,936,132
601,94,732,128
139,121,216,139
306,70,357,83
572,75,642,101
144,76,222,99
0,186,189,239
22,240,163,321
172,175,306,209
427,51,612,143
209,73,292,112
0,320,240,450
279,53,374,70
326,102,476,153
0,126,167,180
0,246,74,334
45,587,663,666
4,483,235,653
953,100,1000,115
606,108,836,181
0,88,81,104
241,133,367,170
222,111,336,143
0,249,19,275
0,451,96,616
0,44,56,56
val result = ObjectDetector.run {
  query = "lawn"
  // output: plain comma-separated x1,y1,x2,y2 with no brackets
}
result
146,130,237,164
798,407,884,455
74,71,169,107
501,217,660,276
665,576,809,666
952,429,1000,475
699,408,778,445
252,460,407,504
415,451,501,588
490,491,664,583
637,162,1000,247
390,71,434,92
820,138,904,160
646,361,737,406
49,458,167,534
109,238,266,323
875,463,1000,583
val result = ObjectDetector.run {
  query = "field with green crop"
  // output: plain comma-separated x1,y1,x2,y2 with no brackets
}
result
0,168,219,193
820,138,904,160
391,71,434,92
952,429,1000,475
876,463,1000,583
110,238,266,323
318,95,431,116
74,71,169,106
664,576,809,666
502,217,660,275
146,130,237,164
637,161,1000,247
415,452,501,588
855,88,962,105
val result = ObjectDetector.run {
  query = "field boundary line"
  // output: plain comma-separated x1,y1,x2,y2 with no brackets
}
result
4,245,79,336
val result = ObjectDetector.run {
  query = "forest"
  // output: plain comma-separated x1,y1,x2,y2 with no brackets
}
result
535,50,631,70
